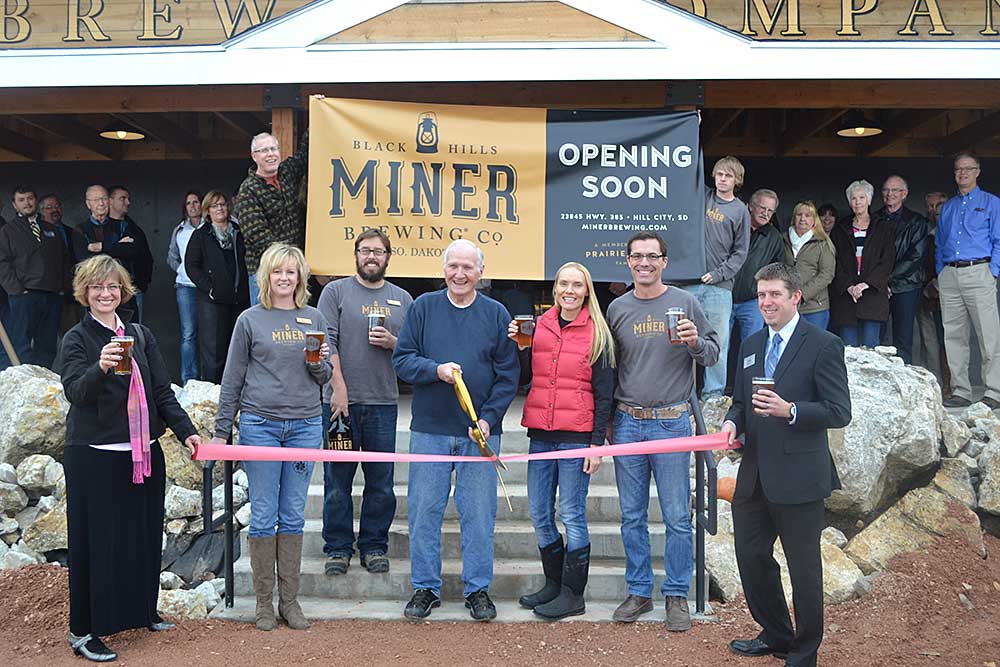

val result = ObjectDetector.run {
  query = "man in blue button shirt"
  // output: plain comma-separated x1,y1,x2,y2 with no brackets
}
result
935,152,1000,409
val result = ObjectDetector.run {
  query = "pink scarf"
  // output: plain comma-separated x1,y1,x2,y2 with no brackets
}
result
117,325,152,484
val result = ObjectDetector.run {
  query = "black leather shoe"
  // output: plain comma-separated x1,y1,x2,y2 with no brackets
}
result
465,589,497,621
404,588,440,619
69,634,118,663
728,637,788,659
943,396,972,408
149,621,176,632
982,396,1000,410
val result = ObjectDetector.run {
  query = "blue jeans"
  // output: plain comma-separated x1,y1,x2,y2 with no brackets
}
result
731,298,764,343
889,288,921,365
322,403,398,557
527,440,592,552
801,310,830,331
683,284,732,397
612,409,693,599
175,285,199,383
239,412,323,538
408,431,500,596
248,274,260,307
837,320,881,348
7,291,61,369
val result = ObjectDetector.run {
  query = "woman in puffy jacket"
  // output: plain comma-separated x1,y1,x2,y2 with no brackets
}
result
507,261,615,620
784,201,836,330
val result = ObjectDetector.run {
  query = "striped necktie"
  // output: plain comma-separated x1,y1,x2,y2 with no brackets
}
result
765,333,782,378
30,219,41,243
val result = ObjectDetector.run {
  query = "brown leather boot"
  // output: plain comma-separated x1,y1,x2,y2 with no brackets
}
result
276,533,310,629
248,536,277,631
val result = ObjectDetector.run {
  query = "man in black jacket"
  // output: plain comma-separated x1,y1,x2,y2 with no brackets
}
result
727,189,785,394
73,185,154,323
877,175,929,365
722,262,851,667
0,185,71,369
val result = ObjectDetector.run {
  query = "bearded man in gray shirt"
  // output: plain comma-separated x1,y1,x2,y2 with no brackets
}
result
317,229,413,576
606,231,720,631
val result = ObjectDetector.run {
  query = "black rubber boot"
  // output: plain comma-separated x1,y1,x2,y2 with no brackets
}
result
518,538,564,609
533,544,590,620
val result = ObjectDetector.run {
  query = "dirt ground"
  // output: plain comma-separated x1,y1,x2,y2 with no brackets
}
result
2,535,999,667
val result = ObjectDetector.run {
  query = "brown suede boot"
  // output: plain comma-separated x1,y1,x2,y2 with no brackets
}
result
248,536,277,631
276,533,310,629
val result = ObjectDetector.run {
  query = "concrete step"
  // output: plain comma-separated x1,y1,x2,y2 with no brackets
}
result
233,554,660,601
311,457,623,486
239,519,666,561
303,483,672,523
212,596,715,624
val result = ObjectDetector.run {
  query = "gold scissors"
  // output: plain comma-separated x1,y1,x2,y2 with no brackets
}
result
452,368,513,511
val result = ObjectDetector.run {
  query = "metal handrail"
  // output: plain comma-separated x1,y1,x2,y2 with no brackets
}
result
688,389,718,615
201,458,235,609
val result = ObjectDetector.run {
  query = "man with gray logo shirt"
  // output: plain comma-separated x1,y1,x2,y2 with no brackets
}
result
317,229,413,576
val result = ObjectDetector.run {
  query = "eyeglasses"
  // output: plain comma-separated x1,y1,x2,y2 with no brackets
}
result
356,248,388,257
954,167,979,173
87,284,121,293
252,146,279,154
627,253,665,262
752,205,776,215
209,203,227,210
881,188,906,194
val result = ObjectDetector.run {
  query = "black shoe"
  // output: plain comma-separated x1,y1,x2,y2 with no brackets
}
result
728,637,788,659
943,396,972,408
69,634,117,662
465,589,497,621
148,620,176,632
324,554,350,576
519,538,564,609
360,552,390,573
404,589,440,619
533,544,589,621
983,396,1000,410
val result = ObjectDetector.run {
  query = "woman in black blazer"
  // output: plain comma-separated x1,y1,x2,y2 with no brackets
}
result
58,255,201,663
184,190,250,383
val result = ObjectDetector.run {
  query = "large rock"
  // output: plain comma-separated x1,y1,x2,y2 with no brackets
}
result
161,381,226,491
0,541,44,570
845,486,985,575
212,484,248,510
159,571,184,590
941,415,972,458
827,348,943,517
704,501,741,601
157,588,208,620
15,455,63,495
931,458,977,509
22,497,68,553
978,438,1000,516
164,485,202,519
0,463,16,484
820,544,866,604
194,580,221,611
0,481,28,514
700,395,732,433
0,516,18,538
0,366,70,466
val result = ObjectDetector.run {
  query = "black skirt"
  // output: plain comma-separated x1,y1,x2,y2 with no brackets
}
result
65,441,166,636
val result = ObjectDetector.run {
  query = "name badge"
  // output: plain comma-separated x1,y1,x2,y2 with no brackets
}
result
387,299,401,306
743,354,756,369
296,317,313,325
43,230,56,237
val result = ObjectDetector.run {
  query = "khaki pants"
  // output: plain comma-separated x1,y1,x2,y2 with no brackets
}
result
939,263,1000,401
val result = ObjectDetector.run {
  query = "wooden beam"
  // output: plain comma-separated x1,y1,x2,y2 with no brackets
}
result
0,85,266,115
937,111,1000,156
113,113,202,159
705,81,1000,110
15,115,122,160
213,111,265,138
0,125,45,161
271,108,296,157
862,109,949,155
701,109,742,144
777,109,845,156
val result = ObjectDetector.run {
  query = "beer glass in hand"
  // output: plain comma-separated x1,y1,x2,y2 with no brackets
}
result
666,308,685,344
111,336,134,375
514,315,535,347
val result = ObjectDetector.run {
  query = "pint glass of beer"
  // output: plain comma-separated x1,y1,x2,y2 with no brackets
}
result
514,315,535,347
367,312,386,332
666,308,686,344
752,376,776,417
305,331,325,363
111,336,134,375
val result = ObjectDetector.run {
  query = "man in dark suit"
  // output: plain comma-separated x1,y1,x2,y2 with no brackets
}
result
721,262,852,667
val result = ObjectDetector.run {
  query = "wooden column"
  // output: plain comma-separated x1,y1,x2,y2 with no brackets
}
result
271,107,296,155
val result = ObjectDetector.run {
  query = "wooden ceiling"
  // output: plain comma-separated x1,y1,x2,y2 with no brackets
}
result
2,81,999,162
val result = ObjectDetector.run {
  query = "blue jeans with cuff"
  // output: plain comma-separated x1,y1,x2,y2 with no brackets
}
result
527,440,592,552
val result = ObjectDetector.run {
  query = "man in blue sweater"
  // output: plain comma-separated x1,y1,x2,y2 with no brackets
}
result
393,239,519,621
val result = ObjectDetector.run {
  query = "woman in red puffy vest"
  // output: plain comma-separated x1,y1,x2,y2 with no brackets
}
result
507,261,615,620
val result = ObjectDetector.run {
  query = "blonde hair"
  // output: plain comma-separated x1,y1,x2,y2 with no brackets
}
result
257,243,311,310
72,255,136,307
712,156,745,191
200,190,228,222
792,200,834,252
553,262,616,368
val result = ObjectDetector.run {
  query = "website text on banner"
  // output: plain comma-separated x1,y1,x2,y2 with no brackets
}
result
304,97,705,282
192,433,733,464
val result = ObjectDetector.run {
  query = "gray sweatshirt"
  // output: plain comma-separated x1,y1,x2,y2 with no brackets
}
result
704,190,751,289
214,304,333,439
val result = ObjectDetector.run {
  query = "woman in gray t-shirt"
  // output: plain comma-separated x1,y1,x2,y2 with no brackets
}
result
211,243,333,632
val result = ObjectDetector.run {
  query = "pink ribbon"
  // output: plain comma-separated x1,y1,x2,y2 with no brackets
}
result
191,432,734,464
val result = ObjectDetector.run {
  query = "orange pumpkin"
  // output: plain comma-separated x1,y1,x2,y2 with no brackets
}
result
717,476,737,503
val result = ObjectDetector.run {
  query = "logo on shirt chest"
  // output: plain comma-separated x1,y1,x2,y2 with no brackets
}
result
362,301,392,318
706,206,726,224
632,313,666,339
272,323,306,345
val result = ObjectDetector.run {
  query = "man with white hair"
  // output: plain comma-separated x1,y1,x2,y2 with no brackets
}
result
234,130,309,305
392,239,519,621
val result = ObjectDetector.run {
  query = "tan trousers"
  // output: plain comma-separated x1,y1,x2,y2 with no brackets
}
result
939,263,1000,401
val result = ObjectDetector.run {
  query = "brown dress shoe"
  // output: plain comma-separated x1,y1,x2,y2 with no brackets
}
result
612,594,653,622
665,596,692,631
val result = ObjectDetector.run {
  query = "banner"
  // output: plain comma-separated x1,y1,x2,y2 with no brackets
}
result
306,97,704,282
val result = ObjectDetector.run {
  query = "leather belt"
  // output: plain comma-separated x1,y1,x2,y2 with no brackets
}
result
617,401,688,420
945,257,990,268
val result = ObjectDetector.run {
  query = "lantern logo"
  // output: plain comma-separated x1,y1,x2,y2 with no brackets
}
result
415,112,439,154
